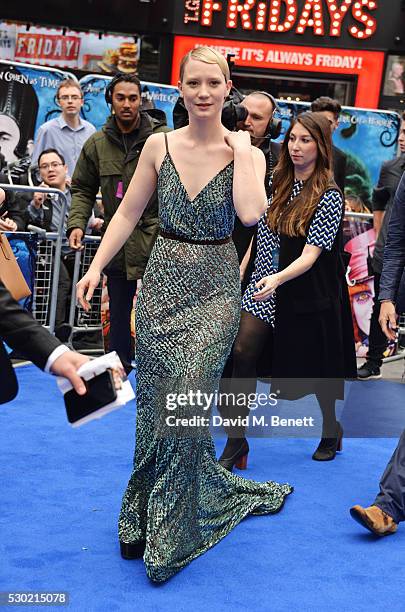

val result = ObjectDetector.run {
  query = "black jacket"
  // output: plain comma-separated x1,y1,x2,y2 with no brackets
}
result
233,140,281,267
0,162,41,231
372,155,405,274
0,282,60,404
379,171,405,312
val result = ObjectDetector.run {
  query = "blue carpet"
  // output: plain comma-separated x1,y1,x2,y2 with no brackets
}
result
1,365,405,611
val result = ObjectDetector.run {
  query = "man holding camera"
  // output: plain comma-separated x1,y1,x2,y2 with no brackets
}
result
219,91,280,392
235,91,281,284
67,73,170,372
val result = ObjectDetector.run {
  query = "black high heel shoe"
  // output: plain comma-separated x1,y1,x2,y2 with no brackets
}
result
120,541,146,559
218,438,249,472
312,422,343,461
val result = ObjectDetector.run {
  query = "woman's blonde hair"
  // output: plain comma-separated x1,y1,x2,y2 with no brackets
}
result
179,46,230,82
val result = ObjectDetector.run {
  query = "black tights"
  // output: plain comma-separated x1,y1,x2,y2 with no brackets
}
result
220,311,338,439
219,312,272,435
232,311,272,379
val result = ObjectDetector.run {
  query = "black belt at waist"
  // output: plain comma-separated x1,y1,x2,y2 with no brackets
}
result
159,230,232,245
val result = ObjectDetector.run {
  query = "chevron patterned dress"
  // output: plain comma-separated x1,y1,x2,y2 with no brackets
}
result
242,179,343,324
118,147,293,583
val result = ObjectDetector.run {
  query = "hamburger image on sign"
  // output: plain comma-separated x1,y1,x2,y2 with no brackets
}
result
117,42,138,73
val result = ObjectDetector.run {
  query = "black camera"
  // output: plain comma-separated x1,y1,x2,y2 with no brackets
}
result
173,86,248,131
0,155,40,186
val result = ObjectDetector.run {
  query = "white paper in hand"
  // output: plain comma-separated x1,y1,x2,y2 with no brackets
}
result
57,351,135,427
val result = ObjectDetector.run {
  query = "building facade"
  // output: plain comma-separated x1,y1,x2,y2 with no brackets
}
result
1,0,405,110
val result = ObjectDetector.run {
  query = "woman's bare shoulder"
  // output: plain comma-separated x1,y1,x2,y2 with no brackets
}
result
144,131,170,167
251,145,266,162
146,131,167,150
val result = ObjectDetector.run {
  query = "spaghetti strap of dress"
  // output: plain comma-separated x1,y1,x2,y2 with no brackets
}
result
164,131,169,153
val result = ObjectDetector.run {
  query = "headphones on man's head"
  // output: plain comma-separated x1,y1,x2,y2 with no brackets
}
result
248,91,282,140
105,74,120,106
105,72,141,106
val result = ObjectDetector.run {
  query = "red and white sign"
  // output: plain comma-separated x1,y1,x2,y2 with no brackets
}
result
185,0,378,40
0,22,138,72
172,34,384,108
15,33,81,67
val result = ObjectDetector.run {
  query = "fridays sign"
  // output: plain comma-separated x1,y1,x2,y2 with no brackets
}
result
0,22,137,72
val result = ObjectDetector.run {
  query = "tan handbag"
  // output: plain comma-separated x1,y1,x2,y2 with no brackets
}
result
0,232,31,301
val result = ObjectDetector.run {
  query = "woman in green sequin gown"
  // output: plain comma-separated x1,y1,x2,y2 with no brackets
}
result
77,47,292,583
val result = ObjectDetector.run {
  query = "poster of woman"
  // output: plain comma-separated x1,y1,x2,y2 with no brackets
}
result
383,55,405,96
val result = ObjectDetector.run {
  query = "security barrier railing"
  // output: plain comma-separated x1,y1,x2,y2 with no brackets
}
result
1,183,68,333
0,184,102,350
26,229,102,335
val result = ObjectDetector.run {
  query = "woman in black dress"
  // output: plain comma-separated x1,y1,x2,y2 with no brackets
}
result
219,112,356,470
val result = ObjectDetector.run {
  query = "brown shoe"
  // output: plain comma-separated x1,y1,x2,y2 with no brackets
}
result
350,504,398,536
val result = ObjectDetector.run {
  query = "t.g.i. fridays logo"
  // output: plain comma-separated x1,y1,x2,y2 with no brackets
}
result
183,0,378,41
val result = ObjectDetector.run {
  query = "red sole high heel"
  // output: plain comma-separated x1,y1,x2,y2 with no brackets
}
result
218,438,249,472
235,453,248,470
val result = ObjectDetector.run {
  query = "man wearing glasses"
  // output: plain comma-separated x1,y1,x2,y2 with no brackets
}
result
28,148,101,341
31,79,96,179
28,149,72,235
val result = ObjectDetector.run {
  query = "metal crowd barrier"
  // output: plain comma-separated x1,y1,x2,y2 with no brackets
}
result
0,184,102,349
27,229,102,343
0,183,68,333
68,235,103,349
344,211,373,220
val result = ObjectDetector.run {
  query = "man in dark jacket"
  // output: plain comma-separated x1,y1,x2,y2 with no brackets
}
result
0,280,88,404
357,114,405,380
310,96,346,193
235,91,281,283
379,171,405,331
350,171,405,536
67,73,170,371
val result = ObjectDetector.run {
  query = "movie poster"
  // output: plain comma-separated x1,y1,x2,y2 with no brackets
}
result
0,59,73,168
276,101,400,202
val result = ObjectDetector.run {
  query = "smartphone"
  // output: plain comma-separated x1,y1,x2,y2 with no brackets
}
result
64,369,117,424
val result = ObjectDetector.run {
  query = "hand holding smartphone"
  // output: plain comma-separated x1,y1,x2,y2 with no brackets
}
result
64,369,117,425
57,352,135,427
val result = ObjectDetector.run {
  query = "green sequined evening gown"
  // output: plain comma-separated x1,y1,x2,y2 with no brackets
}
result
118,138,293,582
